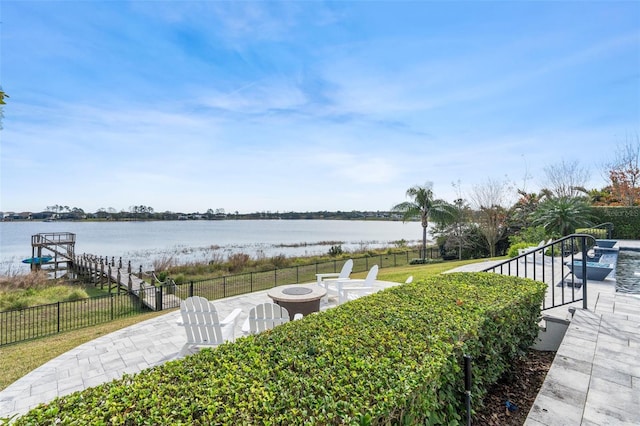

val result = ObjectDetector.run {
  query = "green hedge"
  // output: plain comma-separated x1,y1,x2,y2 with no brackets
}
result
576,228,607,239
592,206,640,239
14,273,546,425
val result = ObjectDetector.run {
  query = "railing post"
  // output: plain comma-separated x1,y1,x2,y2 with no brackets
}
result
189,281,194,298
107,265,112,291
57,301,61,333
581,236,588,310
156,286,163,311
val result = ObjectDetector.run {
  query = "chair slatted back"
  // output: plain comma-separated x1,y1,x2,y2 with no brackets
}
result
181,296,223,345
339,259,354,278
248,302,290,334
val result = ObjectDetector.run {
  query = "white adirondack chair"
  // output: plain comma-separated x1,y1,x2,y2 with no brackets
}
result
316,259,353,301
178,296,242,357
245,302,291,335
331,264,379,304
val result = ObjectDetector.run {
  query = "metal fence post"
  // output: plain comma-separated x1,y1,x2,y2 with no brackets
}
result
156,286,163,311
57,302,61,333
581,236,588,310
189,281,194,298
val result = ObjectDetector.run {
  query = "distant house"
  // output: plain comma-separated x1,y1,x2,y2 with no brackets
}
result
31,211,56,220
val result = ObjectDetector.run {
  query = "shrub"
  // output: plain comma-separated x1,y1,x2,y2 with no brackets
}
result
15,273,545,425
575,228,607,239
269,254,289,269
328,245,343,257
409,258,442,265
63,289,89,302
507,242,534,258
227,253,250,273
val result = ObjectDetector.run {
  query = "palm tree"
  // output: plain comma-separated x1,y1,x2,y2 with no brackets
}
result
392,183,454,261
531,196,594,236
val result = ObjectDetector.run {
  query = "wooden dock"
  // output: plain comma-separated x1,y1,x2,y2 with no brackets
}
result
28,232,76,278
28,232,181,311
73,254,181,311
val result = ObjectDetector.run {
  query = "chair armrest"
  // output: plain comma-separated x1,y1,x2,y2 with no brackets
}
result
241,317,250,335
316,273,341,278
316,273,341,284
221,308,243,327
335,278,364,287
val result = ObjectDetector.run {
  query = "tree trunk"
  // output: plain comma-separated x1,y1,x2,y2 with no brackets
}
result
422,225,427,261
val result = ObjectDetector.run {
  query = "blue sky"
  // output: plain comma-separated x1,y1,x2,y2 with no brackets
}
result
1,1,638,214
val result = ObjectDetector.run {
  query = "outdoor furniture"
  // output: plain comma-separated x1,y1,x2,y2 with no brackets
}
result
177,296,242,357
316,259,353,301
330,264,379,304
267,284,327,320
243,302,291,335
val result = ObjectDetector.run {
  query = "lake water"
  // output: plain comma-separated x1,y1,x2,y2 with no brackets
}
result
0,220,424,275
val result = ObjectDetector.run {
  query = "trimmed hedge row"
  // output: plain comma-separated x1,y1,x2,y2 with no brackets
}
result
15,273,546,425
592,206,640,239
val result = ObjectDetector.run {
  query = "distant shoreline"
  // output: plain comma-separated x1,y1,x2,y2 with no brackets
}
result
1,208,413,222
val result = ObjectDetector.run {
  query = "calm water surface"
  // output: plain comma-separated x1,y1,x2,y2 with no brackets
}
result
0,220,423,274
616,249,640,294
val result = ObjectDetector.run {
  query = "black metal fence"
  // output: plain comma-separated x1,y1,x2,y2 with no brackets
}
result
1,247,438,346
0,293,146,346
481,234,596,311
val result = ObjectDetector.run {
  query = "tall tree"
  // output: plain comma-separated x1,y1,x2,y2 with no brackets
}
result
470,178,512,257
433,197,474,260
543,160,590,199
531,196,594,236
605,135,640,206
392,182,454,261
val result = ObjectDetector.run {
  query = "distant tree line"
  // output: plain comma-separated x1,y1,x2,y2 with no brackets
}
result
1,207,404,222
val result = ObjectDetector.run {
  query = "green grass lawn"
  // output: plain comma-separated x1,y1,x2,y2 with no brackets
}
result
0,258,493,391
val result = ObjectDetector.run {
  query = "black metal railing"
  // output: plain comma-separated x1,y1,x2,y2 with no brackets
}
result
481,234,596,311
0,293,146,346
1,247,439,346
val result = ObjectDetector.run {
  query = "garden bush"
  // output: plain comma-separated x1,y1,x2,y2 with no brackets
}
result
507,242,534,258
14,272,545,425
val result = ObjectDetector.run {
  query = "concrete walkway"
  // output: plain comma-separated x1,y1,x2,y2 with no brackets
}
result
525,291,640,425
0,279,402,421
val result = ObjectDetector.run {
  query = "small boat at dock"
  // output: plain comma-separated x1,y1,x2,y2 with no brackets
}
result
22,255,53,264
